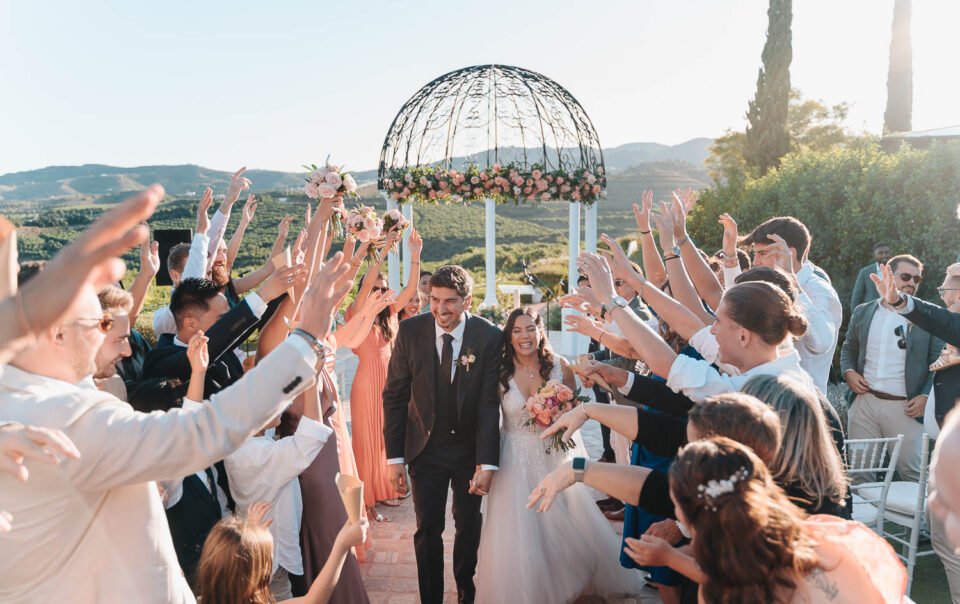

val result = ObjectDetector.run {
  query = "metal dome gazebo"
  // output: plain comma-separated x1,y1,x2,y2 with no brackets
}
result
377,64,605,350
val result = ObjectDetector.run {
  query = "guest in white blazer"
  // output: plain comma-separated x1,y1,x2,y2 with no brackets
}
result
0,251,354,604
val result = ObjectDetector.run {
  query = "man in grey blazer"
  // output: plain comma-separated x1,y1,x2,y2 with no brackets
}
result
841,254,942,482
850,241,892,310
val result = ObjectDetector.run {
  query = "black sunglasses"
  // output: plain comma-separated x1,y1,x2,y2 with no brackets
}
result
893,272,923,284
614,279,625,288
372,286,389,294
894,324,908,350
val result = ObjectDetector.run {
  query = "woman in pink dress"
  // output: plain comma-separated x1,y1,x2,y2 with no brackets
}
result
346,228,422,521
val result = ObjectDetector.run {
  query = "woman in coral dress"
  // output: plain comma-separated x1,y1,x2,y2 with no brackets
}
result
346,228,422,521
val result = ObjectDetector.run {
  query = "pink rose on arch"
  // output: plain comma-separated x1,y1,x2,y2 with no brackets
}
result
592,184,602,194
316,183,337,199
545,174,554,182
439,181,448,189
405,173,414,182
429,189,437,199
492,164,501,173
536,180,549,192
560,184,571,193
343,174,358,193
305,181,320,199
585,172,596,184
556,176,564,185
480,172,488,181
523,186,532,195
531,169,542,180
491,187,501,195
471,176,480,185
572,191,581,201
526,179,533,186
403,187,411,196
526,195,536,203
541,192,550,201
473,187,483,196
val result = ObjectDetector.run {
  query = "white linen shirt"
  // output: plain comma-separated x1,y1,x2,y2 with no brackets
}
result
665,349,817,402
153,231,211,336
794,262,842,394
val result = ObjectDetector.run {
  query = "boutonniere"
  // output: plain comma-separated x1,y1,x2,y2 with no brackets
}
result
460,349,476,372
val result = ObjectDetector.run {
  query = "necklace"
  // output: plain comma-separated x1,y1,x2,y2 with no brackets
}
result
517,362,537,379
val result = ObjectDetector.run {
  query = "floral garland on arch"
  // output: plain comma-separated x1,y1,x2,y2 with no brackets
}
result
383,163,605,206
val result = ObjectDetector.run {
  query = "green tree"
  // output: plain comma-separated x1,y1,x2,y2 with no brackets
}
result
708,90,855,182
743,0,793,175
884,0,913,133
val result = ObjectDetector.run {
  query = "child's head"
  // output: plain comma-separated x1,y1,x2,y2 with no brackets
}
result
669,437,817,603
196,516,275,604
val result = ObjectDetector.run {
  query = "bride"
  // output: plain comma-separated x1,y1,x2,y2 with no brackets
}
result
475,307,645,603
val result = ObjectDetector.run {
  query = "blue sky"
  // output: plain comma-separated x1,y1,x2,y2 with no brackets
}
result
0,0,957,175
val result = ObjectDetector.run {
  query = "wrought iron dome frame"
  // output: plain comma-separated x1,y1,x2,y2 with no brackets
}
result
377,64,605,193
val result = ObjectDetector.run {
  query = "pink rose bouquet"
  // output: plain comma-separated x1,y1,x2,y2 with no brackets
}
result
381,208,409,254
344,205,382,260
524,379,589,454
303,157,360,234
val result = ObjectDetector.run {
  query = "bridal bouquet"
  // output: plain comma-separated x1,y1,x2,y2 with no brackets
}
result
525,379,589,454
303,158,359,234
381,208,409,254
344,205,382,260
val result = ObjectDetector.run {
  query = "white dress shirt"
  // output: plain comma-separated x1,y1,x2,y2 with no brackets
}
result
794,262,842,394
223,413,332,575
153,231,211,337
859,302,908,397
664,349,817,402
388,315,497,471
207,209,229,261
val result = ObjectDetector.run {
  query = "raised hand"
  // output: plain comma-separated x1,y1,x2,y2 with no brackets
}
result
275,215,293,248
576,253,617,305
241,194,258,225
669,194,687,240
653,201,676,251
0,424,81,482
526,463,574,513
558,286,602,316
408,228,423,255
140,228,161,277
871,263,902,305
225,167,251,206
195,187,213,235
540,405,589,444
247,500,274,528
186,331,209,376
633,190,654,233
676,187,698,217
299,252,355,341
259,263,308,302
766,234,797,273
292,229,308,265
563,314,603,339
366,289,398,315
718,213,738,260
599,233,642,282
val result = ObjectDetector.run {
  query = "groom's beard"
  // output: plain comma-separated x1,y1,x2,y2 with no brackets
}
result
433,308,465,331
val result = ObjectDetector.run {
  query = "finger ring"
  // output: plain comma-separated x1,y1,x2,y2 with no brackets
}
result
540,487,546,494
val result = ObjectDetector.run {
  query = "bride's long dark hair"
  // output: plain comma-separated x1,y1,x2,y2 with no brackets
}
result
499,307,555,394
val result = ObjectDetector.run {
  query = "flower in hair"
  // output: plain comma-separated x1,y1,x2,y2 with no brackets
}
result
696,467,750,511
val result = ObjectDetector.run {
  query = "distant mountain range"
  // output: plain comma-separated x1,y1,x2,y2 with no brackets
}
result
0,138,713,206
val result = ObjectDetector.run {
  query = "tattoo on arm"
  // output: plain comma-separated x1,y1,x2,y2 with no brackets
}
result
808,567,838,601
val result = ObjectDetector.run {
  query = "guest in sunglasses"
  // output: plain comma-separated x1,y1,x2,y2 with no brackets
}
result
345,228,422,521
92,285,134,400
840,254,942,482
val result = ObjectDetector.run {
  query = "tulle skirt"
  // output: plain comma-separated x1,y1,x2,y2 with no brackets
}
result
475,429,645,603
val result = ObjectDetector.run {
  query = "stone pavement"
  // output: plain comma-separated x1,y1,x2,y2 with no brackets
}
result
336,348,664,603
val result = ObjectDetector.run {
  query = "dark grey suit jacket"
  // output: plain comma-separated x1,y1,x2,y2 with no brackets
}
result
839,299,942,404
850,263,881,310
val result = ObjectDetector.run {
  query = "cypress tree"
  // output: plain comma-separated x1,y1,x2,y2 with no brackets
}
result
744,0,793,175
883,0,912,134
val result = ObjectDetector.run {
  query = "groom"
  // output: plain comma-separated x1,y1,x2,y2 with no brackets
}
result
383,265,503,604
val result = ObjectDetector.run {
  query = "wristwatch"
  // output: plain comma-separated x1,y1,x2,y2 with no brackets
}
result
572,457,586,483
892,293,909,310
601,295,629,318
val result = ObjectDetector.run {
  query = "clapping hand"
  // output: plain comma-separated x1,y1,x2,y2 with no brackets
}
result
225,167,251,206
526,463,575,513
195,188,213,235
247,500,274,528
633,190,654,233
539,406,589,444
139,227,161,277
623,535,673,567
599,233,642,282
718,213,738,260
186,332,209,376
871,263,902,306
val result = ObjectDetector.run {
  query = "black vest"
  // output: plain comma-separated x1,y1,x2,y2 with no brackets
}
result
433,350,460,436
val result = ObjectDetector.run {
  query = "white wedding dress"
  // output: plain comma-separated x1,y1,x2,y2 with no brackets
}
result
474,355,645,603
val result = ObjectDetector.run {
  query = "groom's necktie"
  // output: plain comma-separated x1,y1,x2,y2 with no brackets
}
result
440,333,454,384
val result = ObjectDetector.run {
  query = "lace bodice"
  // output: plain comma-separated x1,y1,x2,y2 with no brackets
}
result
501,355,565,437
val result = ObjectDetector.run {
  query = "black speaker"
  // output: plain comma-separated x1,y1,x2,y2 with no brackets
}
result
153,228,193,286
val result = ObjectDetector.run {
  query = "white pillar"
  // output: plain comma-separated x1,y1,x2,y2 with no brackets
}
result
401,203,414,286
562,202,582,356
385,195,401,290
482,197,498,307
584,201,598,253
